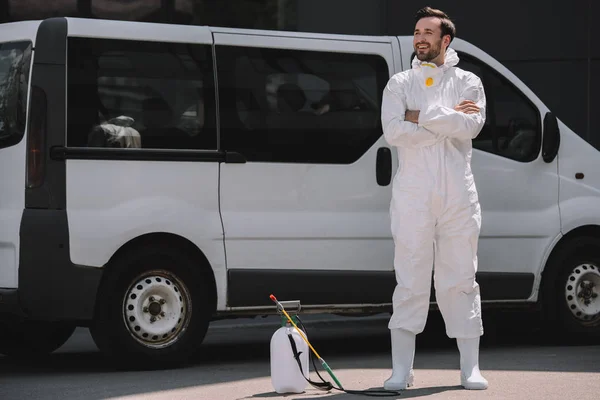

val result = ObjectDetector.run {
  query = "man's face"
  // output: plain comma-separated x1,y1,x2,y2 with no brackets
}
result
413,17,448,64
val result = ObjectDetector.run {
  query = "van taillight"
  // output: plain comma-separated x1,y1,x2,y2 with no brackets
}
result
26,86,47,189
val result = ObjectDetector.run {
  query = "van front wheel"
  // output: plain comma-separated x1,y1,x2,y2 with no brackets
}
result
543,237,600,337
90,246,213,368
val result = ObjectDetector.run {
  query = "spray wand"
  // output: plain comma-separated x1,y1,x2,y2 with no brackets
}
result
269,294,344,390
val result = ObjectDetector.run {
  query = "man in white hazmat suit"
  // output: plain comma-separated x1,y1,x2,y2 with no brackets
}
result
381,7,488,391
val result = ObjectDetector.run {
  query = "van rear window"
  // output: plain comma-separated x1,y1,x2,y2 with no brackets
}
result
0,41,32,149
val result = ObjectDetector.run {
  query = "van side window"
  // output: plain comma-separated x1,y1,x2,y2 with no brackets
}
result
0,41,32,149
216,45,389,164
67,38,216,150
457,54,541,162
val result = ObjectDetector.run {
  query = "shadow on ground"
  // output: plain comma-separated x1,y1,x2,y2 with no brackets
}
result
0,310,597,400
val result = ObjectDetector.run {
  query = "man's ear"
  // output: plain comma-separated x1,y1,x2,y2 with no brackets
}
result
442,34,451,48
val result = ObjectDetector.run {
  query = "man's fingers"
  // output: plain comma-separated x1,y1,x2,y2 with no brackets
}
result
455,104,480,114
455,100,477,110
455,105,478,111
454,99,480,114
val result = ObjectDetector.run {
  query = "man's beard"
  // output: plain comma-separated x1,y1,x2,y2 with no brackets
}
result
415,41,442,62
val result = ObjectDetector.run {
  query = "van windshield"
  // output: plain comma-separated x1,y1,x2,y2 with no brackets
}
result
0,41,32,148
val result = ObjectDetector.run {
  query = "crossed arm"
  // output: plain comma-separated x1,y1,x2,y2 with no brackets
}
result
405,100,481,124
381,80,440,148
382,74,486,147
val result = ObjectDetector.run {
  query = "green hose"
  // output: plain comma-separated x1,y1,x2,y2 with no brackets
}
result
320,358,344,389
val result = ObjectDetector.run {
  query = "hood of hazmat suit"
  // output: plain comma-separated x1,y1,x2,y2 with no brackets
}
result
381,47,487,339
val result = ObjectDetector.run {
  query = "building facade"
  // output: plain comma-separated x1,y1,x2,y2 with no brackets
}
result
1,0,597,149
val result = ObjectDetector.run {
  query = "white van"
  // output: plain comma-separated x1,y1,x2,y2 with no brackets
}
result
0,17,598,366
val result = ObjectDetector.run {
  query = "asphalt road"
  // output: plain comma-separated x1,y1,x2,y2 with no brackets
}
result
0,311,598,399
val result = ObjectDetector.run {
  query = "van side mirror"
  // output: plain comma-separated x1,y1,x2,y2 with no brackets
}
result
542,112,560,163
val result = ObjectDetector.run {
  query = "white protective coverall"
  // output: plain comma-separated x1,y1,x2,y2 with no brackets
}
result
381,48,486,339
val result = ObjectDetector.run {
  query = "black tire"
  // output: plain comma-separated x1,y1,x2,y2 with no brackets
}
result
89,244,214,369
0,320,75,357
542,236,600,338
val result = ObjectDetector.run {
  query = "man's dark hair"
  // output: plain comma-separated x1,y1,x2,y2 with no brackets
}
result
415,6,456,42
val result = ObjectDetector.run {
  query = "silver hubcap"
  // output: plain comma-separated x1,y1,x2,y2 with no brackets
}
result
123,270,192,349
565,263,600,323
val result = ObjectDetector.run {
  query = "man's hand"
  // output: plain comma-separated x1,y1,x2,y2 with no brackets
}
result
454,100,480,114
405,110,420,123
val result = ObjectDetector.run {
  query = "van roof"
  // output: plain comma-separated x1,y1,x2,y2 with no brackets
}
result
207,25,394,43
1,17,397,44
66,17,395,42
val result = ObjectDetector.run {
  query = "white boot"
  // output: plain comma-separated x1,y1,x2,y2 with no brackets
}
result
457,337,488,390
383,328,415,390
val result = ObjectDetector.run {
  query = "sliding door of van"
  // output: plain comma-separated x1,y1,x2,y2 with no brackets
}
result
398,37,560,303
64,20,227,306
214,30,397,308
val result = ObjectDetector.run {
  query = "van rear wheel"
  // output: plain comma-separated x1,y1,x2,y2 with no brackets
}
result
90,245,213,368
543,237,600,338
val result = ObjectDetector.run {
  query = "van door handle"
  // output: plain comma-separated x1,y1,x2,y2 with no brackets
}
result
376,147,392,186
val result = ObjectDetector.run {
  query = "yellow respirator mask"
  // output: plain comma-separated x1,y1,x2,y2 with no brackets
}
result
418,62,443,88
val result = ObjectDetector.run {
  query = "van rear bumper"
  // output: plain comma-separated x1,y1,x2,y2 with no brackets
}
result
15,209,103,322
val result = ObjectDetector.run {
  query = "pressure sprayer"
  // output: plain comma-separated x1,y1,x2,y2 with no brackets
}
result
269,294,404,397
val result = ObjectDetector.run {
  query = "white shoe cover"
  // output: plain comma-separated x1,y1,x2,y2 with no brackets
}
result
384,328,416,390
457,337,488,390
